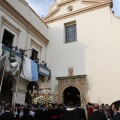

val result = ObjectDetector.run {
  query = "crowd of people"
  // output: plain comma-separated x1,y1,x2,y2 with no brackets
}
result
87,101,120,120
0,100,120,120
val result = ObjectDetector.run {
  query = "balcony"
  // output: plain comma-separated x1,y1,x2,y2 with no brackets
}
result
4,45,51,78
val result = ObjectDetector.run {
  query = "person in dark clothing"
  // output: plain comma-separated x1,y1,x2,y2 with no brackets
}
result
87,103,93,117
76,102,86,120
111,100,120,120
62,101,78,120
105,104,112,119
39,104,50,120
57,104,64,120
49,104,58,120
88,103,107,120
19,107,35,120
0,103,15,120
0,101,5,115
99,103,108,119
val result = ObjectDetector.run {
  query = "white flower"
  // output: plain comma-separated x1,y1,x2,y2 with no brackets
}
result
34,94,55,107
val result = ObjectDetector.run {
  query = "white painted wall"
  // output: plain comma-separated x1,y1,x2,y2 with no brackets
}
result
0,0,48,104
12,92,26,105
6,0,48,38
53,1,91,17
0,10,47,64
46,5,120,105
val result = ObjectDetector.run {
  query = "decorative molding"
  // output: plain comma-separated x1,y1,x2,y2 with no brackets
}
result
56,75,87,80
19,0,29,6
44,1,111,23
56,75,89,103
31,38,43,50
0,0,49,46
44,0,78,20
82,0,110,3
1,16,21,34
65,20,76,26
19,0,48,28
68,67,73,76
58,0,78,6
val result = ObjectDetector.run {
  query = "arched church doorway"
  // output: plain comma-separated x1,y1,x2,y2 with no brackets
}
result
25,81,39,104
63,86,80,105
0,74,13,103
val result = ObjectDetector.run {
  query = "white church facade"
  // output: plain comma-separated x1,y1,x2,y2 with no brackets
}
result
0,0,120,105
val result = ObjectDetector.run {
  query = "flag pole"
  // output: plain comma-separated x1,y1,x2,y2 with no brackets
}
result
82,94,88,120
13,63,21,109
0,55,7,94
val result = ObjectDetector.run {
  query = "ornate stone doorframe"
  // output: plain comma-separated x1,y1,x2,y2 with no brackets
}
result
56,75,88,104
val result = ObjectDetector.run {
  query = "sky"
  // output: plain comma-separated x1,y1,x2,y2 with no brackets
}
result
25,0,55,17
26,0,120,18
112,0,120,17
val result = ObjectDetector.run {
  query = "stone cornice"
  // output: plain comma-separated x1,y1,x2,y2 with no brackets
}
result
0,0,49,46
1,16,21,34
59,0,79,6
44,1,111,23
44,0,78,20
56,75,87,80
82,0,110,3
19,0,29,6
19,0,48,28
31,38,43,50
47,0,111,20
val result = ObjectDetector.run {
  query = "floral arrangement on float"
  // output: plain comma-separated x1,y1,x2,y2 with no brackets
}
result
34,77,55,107
34,94,55,107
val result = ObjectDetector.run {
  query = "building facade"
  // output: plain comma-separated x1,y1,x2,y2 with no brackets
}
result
44,0,120,105
0,0,49,104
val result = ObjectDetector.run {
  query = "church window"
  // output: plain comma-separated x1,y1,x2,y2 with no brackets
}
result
65,21,77,43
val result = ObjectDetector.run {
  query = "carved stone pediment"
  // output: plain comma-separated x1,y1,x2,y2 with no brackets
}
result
56,75,89,104
44,0,111,23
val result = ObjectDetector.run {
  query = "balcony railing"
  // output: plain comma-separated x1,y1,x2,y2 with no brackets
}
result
4,45,51,78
